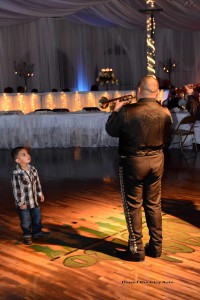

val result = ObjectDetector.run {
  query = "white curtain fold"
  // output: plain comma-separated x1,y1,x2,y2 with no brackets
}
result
0,1,199,29
0,1,199,92
0,18,200,92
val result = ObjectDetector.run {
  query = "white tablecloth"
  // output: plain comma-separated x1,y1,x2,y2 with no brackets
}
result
0,112,118,149
1,110,199,149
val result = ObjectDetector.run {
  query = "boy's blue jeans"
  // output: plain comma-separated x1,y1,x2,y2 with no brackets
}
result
17,206,43,237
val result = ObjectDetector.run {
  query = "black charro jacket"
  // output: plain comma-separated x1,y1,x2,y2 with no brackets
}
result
106,98,172,156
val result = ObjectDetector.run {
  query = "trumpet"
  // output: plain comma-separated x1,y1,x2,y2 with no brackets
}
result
175,83,200,94
99,94,135,109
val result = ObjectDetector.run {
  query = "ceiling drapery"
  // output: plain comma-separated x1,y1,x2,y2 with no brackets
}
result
0,0,199,93
0,0,199,30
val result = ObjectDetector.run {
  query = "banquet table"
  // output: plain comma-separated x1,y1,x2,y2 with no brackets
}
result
0,109,199,149
0,111,118,149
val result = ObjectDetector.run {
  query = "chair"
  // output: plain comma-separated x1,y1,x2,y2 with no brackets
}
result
0,110,24,115
82,107,100,112
34,109,53,114
170,115,197,152
34,109,52,112
52,108,69,112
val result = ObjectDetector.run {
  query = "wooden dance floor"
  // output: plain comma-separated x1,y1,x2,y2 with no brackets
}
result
0,147,199,300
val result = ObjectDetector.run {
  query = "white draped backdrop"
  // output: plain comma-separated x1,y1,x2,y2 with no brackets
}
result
0,0,199,93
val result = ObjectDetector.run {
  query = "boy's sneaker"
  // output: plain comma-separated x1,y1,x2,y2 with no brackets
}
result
23,237,32,245
33,231,50,239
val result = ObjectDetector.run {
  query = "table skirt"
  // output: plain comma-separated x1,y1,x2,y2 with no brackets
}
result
0,112,118,149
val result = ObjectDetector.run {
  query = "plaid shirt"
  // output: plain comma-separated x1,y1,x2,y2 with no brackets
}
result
11,164,43,208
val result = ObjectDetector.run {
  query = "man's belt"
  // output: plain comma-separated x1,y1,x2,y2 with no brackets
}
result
120,146,163,157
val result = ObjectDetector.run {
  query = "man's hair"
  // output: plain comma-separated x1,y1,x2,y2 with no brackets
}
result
11,147,29,161
138,75,159,94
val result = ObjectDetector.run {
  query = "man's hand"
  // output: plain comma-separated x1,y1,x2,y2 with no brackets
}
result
114,99,132,112
185,84,194,96
113,100,124,112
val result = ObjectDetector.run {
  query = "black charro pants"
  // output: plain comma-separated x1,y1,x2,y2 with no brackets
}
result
119,151,164,256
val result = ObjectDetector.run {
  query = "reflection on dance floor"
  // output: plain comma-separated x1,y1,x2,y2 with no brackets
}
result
0,147,119,180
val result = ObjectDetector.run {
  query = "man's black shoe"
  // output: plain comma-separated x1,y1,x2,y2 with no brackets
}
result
145,244,161,258
116,250,145,262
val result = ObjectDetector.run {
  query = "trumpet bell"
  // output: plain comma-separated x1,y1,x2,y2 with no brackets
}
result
99,96,109,109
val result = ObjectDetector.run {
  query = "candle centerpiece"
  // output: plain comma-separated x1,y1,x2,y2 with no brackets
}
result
14,61,34,92
159,58,177,86
96,68,118,90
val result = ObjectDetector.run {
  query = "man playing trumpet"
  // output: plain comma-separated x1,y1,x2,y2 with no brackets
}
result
106,76,172,262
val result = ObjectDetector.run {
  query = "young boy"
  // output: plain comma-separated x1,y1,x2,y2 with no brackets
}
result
11,147,49,245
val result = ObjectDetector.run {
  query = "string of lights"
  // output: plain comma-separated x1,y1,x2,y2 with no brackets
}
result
139,0,163,76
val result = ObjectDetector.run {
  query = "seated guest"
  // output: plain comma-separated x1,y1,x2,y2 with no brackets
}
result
185,84,200,120
166,97,180,110
31,88,39,93
90,84,99,91
4,86,13,93
61,88,70,92
163,86,186,110
162,86,179,109
17,86,25,93
51,88,58,92
160,79,171,90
